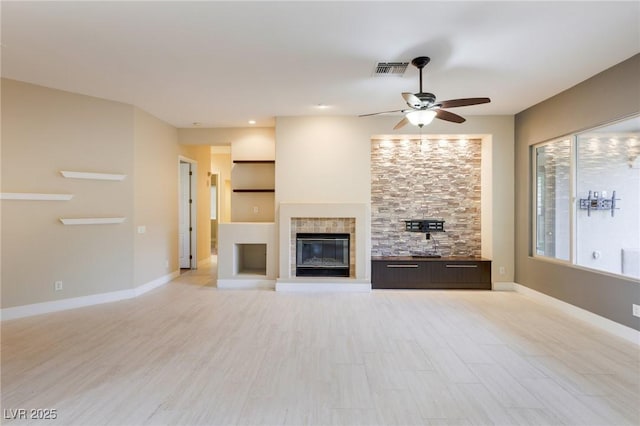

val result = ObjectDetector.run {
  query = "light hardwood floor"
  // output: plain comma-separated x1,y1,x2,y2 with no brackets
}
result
2,259,639,426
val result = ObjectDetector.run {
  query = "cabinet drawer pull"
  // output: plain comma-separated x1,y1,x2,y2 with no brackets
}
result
387,264,419,268
446,264,478,268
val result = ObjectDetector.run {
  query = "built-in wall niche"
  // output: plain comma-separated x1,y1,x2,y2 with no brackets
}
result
371,137,482,257
235,243,267,276
230,160,275,222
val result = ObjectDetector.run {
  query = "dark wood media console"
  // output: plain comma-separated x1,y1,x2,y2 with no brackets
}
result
372,256,492,290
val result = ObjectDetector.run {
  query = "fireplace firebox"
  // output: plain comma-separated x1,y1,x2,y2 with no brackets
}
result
296,233,350,277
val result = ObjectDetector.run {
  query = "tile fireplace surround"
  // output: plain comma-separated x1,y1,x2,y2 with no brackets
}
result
290,218,356,277
277,203,371,291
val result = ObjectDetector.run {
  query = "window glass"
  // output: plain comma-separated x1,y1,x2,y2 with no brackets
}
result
534,139,571,261
576,117,640,278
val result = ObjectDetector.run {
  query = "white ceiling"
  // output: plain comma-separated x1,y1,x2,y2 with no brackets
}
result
2,1,638,128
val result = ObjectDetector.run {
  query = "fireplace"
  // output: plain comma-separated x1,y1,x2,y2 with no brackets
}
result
296,233,350,277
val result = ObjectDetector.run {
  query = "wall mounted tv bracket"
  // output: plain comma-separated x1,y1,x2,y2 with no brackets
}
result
403,219,445,239
579,190,620,217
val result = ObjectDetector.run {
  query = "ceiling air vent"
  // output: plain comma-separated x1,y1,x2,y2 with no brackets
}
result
373,61,409,77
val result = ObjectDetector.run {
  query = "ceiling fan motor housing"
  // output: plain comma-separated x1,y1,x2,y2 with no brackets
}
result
416,92,436,107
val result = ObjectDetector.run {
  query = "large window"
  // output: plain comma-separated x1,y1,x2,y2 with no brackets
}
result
533,116,640,279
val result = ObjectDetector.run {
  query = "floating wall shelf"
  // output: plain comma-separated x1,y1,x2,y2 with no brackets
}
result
59,217,126,225
60,171,126,181
232,189,275,193
1,193,74,201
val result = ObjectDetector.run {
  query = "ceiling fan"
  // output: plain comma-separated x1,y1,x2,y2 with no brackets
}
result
360,56,491,129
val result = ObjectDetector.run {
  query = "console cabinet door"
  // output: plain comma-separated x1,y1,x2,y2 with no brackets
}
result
372,261,428,289
430,261,491,289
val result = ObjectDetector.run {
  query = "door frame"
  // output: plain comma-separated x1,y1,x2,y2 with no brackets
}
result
210,172,220,253
179,156,198,269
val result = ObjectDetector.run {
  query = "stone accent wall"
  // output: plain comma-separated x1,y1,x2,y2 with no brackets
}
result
371,138,482,257
290,218,356,277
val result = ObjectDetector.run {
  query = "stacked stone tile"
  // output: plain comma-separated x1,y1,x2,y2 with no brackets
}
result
371,139,482,257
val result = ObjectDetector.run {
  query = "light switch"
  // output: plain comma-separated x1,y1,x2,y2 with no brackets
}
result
137,225,146,234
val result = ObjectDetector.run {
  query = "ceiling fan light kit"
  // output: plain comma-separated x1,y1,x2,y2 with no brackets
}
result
360,56,491,130
406,110,436,127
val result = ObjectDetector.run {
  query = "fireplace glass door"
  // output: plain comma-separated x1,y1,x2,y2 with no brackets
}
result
296,233,350,277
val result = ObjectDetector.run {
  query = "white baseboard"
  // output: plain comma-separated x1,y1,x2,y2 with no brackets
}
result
492,281,515,291
217,279,275,289
133,270,179,296
512,282,639,345
1,270,179,321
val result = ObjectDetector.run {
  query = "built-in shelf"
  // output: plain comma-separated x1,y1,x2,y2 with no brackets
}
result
231,158,275,222
1,193,74,201
236,243,267,276
232,189,275,193
60,171,126,181
59,217,126,225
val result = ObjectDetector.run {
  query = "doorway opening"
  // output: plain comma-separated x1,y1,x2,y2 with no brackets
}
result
210,173,218,255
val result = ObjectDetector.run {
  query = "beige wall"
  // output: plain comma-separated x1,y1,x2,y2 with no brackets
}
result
1,79,135,308
178,127,275,146
275,115,515,282
1,79,212,310
515,54,640,330
275,116,372,204
133,108,180,286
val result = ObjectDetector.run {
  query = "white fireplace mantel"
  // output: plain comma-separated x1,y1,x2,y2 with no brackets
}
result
276,202,371,291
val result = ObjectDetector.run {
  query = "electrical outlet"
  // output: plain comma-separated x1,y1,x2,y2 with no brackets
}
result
54,281,63,291
499,266,506,275
164,259,169,268
253,206,259,214
633,304,640,318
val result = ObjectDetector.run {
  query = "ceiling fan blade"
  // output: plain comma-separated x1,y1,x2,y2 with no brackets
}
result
436,109,466,123
438,97,491,109
359,109,406,117
402,92,422,109
393,117,409,130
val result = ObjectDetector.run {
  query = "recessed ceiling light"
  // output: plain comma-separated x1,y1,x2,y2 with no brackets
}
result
316,104,330,109
248,120,256,125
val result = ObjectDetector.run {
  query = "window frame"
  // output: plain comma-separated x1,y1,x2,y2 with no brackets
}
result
531,136,575,264
530,114,640,281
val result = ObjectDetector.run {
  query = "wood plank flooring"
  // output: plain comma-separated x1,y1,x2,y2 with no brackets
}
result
2,260,639,425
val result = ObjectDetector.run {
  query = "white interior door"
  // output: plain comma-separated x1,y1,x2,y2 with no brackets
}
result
179,162,191,268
